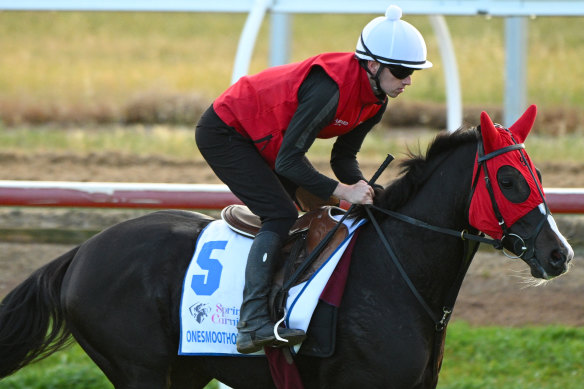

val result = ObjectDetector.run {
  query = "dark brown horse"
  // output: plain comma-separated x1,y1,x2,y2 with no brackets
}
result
0,107,573,388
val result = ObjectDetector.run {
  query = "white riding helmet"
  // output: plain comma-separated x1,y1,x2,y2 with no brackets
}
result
356,5,432,69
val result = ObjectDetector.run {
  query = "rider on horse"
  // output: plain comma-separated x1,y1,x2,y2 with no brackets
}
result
195,4,433,354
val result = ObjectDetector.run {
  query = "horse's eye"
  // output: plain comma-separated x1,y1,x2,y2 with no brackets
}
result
500,179,513,189
497,165,530,203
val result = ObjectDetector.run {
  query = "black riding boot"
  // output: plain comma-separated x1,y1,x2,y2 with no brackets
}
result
236,231,306,354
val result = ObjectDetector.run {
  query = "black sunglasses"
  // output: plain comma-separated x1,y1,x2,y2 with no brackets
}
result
386,65,415,80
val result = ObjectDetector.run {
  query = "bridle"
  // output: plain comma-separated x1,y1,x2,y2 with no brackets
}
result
470,124,550,260
364,126,549,330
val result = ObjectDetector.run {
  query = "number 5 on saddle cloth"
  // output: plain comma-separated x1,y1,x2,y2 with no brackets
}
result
179,205,364,357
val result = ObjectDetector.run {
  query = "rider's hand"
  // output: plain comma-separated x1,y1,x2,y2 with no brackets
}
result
333,180,374,205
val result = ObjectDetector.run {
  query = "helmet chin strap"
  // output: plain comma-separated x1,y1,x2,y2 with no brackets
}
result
371,66,385,95
358,34,386,96
359,59,385,95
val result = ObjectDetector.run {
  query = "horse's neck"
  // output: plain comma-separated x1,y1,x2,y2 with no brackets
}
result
378,144,476,310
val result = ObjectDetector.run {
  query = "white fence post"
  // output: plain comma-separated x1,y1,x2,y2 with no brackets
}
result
231,0,273,84
504,16,528,126
428,15,462,132
270,11,291,67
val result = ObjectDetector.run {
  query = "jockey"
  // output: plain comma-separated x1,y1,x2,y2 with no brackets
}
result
195,4,432,354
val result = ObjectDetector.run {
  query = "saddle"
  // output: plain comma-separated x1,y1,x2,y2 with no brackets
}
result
222,204,350,358
221,204,348,289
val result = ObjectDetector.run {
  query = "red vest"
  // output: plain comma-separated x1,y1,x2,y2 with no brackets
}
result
213,52,384,168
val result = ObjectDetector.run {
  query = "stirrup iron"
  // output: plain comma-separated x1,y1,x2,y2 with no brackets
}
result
273,314,288,343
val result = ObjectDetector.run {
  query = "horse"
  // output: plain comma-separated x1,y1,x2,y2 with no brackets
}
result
0,106,573,388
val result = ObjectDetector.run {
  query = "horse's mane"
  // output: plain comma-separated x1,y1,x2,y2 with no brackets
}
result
351,127,479,220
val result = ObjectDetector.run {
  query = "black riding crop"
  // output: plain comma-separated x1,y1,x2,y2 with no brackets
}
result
281,153,394,291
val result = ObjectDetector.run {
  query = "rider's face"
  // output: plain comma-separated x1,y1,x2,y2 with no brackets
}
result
368,62,412,98
378,66,412,98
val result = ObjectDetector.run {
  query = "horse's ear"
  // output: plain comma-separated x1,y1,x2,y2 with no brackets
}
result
479,111,500,154
509,104,537,143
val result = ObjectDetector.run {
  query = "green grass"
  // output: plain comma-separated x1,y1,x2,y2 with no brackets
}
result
439,322,584,389
0,344,219,389
0,344,112,389
1,323,582,388
0,12,583,109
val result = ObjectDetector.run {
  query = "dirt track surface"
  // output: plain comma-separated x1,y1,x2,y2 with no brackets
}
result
0,150,583,326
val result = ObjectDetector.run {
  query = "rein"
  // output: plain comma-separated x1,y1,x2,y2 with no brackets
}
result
276,154,395,318
364,205,480,330
363,128,546,330
368,205,500,248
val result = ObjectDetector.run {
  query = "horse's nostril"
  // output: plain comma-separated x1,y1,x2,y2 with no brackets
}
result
550,249,567,269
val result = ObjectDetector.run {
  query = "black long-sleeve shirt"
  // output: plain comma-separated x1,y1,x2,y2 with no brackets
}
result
274,66,387,199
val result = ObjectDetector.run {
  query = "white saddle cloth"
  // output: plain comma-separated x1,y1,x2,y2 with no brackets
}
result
179,216,364,356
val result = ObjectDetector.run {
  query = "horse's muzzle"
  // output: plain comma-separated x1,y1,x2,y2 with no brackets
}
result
525,244,572,280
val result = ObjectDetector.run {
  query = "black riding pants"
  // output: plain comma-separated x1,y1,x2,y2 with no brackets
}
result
195,105,298,240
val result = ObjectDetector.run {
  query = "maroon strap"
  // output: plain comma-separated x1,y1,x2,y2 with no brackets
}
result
320,229,360,307
264,229,361,389
265,347,304,389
